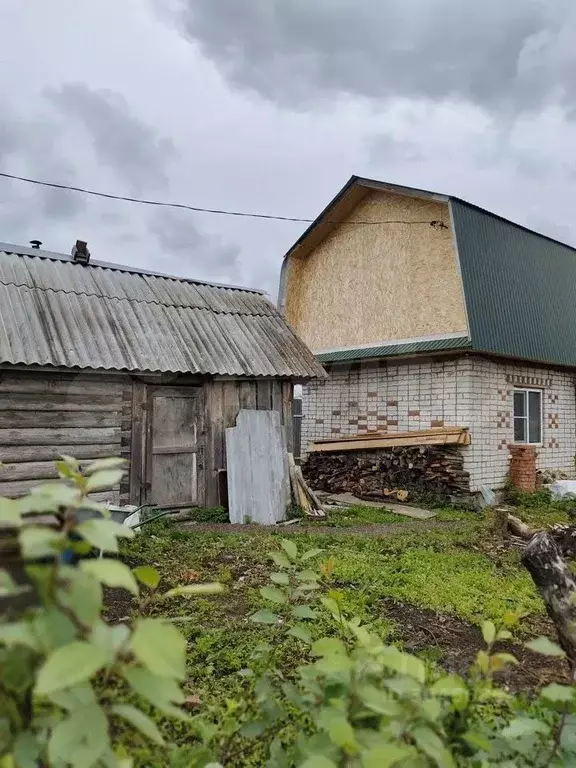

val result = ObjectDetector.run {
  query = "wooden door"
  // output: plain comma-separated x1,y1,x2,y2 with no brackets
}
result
145,386,202,506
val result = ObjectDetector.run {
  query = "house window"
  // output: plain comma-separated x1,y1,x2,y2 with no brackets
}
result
513,388,542,444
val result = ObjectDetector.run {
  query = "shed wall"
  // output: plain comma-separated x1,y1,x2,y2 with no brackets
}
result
285,190,467,352
0,369,295,509
0,370,125,502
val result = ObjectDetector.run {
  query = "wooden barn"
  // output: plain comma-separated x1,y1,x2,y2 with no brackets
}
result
0,241,324,507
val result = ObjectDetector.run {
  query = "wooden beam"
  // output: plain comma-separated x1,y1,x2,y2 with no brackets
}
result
310,428,470,453
0,444,120,463
0,393,123,412
0,427,120,446
314,426,467,444
0,411,121,429
130,379,146,506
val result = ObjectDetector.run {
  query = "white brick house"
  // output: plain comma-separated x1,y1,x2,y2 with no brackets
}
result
279,177,576,490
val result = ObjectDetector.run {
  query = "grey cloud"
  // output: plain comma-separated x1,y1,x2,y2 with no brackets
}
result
0,102,86,238
173,0,576,115
525,215,576,247
46,83,177,192
148,209,241,282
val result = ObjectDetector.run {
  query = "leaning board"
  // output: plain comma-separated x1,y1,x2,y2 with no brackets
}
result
225,409,289,524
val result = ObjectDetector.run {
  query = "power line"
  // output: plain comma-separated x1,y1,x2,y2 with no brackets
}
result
0,170,446,228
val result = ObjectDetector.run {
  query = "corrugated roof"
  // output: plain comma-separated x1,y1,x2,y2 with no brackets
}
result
316,336,472,363
0,248,324,378
451,200,576,368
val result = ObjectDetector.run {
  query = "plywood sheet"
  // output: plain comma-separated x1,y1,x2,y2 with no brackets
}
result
226,410,289,524
285,189,468,351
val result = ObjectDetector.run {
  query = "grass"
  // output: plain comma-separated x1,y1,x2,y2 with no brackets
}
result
111,497,572,765
305,503,473,527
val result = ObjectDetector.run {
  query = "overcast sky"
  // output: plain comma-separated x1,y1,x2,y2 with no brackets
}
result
1,0,576,298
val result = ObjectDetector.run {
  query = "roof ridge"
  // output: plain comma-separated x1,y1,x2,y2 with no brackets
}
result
0,278,276,316
0,242,266,295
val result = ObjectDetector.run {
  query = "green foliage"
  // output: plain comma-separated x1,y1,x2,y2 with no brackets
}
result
238,544,576,767
0,456,222,768
186,507,229,524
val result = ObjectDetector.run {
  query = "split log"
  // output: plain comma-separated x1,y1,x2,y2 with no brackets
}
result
522,532,576,662
303,445,470,499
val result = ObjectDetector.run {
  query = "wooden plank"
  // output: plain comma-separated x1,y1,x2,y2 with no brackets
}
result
226,410,289,524
130,380,146,506
0,393,123,412
0,372,124,396
0,459,114,482
221,381,240,471
271,380,282,415
256,380,272,410
314,426,467,444
281,381,293,454
0,427,120,446
146,385,201,399
0,444,120,464
152,445,197,455
87,490,120,504
310,429,471,453
0,478,120,498
0,411,121,429
238,381,257,410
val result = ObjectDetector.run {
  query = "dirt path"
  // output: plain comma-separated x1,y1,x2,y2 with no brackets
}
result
177,520,461,536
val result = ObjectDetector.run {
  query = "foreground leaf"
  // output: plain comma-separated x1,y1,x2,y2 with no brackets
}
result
250,609,279,625
123,666,185,708
260,586,287,604
112,704,165,745
48,704,109,766
133,565,161,590
81,559,139,595
85,469,125,492
362,743,413,768
288,625,312,644
525,636,566,658
281,539,298,561
77,518,134,552
163,583,224,598
35,641,110,694
130,619,186,680
540,683,575,703
84,457,128,474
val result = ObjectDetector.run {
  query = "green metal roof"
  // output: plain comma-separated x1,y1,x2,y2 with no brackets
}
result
451,200,576,368
316,336,471,363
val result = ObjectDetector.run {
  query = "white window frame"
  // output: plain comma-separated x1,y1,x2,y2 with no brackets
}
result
513,388,543,445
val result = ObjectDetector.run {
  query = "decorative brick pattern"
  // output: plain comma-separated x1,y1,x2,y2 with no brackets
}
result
301,355,576,491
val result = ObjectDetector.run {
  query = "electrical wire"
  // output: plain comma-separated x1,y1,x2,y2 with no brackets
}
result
0,170,446,228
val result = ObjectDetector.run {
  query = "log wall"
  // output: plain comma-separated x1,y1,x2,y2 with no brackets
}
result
0,370,125,503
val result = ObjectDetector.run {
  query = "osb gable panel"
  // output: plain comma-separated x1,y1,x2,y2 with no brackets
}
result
284,190,468,352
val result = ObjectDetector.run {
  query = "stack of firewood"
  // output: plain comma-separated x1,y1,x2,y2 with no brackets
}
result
303,445,470,498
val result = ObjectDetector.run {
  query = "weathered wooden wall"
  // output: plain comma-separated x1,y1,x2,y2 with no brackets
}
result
0,370,295,510
0,370,125,502
203,379,293,507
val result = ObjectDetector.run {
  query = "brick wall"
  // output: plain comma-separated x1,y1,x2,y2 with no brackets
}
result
301,355,576,491
462,357,576,489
